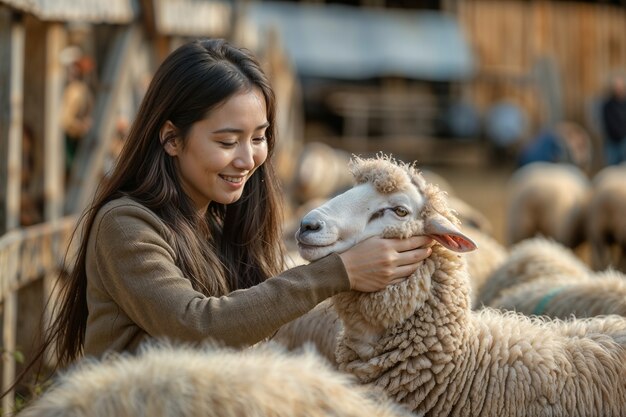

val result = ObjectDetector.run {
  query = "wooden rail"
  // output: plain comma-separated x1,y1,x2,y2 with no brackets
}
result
0,217,76,298
0,216,77,414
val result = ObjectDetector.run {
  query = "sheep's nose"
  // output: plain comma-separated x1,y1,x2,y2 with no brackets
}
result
299,218,324,237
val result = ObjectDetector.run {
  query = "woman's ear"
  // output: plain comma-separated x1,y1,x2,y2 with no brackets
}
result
160,121,179,156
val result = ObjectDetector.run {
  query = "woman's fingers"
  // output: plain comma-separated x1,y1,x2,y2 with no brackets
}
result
395,235,434,252
396,247,432,268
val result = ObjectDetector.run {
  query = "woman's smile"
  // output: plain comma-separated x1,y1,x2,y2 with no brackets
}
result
219,174,247,188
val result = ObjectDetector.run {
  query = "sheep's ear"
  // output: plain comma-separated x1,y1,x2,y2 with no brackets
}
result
424,213,477,253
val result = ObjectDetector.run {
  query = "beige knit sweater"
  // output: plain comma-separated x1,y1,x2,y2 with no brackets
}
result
84,197,350,358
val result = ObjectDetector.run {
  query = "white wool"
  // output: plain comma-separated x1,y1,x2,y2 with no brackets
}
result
19,342,414,417
336,239,626,417
491,269,626,319
474,236,590,309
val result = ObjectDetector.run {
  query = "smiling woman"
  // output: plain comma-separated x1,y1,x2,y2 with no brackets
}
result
7,38,434,403
159,88,270,209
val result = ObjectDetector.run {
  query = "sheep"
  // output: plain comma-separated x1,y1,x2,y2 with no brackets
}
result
295,154,626,417
586,163,626,272
289,141,354,205
18,341,413,417
279,167,496,352
491,269,626,319
505,161,591,249
473,236,591,309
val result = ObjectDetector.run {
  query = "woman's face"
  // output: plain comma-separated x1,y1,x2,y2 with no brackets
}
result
167,88,269,212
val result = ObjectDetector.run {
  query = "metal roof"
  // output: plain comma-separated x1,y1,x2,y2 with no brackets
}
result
0,0,138,23
246,2,476,81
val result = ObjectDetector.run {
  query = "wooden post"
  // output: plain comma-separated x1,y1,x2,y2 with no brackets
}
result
42,22,67,369
44,23,66,222
65,24,141,215
0,8,23,235
0,6,24,413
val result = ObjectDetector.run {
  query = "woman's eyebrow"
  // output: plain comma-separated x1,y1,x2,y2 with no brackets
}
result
211,122,270,134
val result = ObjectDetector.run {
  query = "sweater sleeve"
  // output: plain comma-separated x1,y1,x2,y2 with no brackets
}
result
89,202,350,348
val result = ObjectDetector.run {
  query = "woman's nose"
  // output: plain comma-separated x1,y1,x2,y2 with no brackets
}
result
234,143,255,170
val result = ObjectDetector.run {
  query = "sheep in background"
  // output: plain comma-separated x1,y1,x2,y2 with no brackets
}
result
505,162,591,249
289,141,354,205
19,342,413,417
473,237,591,309
586,163,626,272
296,155,626,416
490,269,626,319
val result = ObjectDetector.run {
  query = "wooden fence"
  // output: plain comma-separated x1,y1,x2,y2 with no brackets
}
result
0,216,77,413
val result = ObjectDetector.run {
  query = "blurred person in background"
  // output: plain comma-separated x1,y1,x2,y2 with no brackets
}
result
600,73,626,166
61,49,94,179
9,38,432,400
517,121,593,173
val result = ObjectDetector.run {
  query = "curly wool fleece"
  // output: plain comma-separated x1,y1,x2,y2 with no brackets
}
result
332,156,626,417
19,342,413,417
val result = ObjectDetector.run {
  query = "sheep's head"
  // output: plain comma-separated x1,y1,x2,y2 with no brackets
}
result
296,155,476,346
296,154,476,261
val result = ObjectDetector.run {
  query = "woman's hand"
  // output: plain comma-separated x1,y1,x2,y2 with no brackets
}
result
338,235,433,292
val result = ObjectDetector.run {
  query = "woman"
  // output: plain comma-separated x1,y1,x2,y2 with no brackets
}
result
38,39,433,370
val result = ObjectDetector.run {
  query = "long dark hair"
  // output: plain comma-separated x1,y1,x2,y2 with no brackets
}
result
20,38,286,379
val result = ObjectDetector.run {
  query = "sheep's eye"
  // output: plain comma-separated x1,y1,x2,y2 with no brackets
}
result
368,208,386,223
393,206,409,217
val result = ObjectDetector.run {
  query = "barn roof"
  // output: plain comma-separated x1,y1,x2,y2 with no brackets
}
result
246,2,476,81
0,0,138,23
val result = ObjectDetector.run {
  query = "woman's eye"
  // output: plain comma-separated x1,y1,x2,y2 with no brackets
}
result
218,141,236,147
393,207,409,217
253,136,267,144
